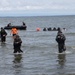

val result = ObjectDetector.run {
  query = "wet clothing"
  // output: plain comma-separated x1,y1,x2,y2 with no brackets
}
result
0,31,1,38
56,32,66,53
11,28,17,36
13,35,23,53
0,28,7,42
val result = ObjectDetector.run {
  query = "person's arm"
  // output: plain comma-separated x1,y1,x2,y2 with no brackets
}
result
56,35,58,42
62,34,66,41
19,38,22,43
5,31,7,35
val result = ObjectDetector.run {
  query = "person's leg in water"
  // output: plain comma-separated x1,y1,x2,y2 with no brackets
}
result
2,36,6,42
58,44,63,53
1,36,4,42
18,43,23,53
63,44,66,51
13,44,18,53
13,48,17,53
63,41,66,51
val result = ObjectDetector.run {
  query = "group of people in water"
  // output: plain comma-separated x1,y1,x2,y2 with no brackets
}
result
43,27,66,31
0,27,23,53
10,27,23,53
0,25,66,53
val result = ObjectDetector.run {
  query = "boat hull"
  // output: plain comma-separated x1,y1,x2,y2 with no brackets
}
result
4,26,27,30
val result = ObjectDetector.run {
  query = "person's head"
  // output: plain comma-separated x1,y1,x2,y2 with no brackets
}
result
1,27,5,31
1,27,3,30
58,31,63,35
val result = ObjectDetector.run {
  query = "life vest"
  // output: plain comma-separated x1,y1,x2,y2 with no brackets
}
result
11,28,17,34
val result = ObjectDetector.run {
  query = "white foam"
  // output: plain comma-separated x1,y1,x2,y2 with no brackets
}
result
55,51,71,54
72,46,75,49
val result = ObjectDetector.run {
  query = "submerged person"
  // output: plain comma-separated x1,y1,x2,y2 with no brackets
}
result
57,27,61,31
56,31,66,53
43,28,47,31
47,27,52,31
0,27,7,42
13,34,23,53
53,27,57,31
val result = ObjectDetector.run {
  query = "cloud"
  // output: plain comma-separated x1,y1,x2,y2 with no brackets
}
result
0,0,75,11
0,0,75,16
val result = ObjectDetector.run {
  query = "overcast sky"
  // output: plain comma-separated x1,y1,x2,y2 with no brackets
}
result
0,0,75,16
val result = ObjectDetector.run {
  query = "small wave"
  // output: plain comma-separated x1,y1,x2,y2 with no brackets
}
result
55,51,72,54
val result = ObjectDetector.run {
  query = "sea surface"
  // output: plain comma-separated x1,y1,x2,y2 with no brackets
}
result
0,15,75,75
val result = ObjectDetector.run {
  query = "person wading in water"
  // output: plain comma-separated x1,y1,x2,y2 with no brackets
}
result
13,34,23,53
56,31,66,53
13,35,23,53
0,27,7,42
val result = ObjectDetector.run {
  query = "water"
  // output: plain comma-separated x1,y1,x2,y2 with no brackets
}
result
0,15,75,75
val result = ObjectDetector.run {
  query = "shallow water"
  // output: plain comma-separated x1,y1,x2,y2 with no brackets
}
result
0,15,75,75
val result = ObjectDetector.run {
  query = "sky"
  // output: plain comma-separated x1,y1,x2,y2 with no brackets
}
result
0,0,75,16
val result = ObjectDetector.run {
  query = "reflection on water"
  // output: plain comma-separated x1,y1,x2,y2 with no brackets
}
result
57,54,66,67
13,54,22,63
1,42,6,46
13,54,23,75
56,54,66,75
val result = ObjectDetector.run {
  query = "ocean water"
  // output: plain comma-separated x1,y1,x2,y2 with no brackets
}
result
0,15,75,75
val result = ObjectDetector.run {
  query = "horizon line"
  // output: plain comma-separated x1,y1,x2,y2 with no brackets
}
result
0,14,75,17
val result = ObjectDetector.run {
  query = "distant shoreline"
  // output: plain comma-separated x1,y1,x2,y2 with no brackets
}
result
0,14,75,18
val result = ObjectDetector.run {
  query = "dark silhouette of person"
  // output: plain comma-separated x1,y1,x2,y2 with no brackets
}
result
56,31,66,53
53,27,57,31
22,22,26,25
7,23,11,27
47,27,52,31
57,27,61,31
22,22,27,30
0,27,7,42
13,34,23,53
43,28,47,31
